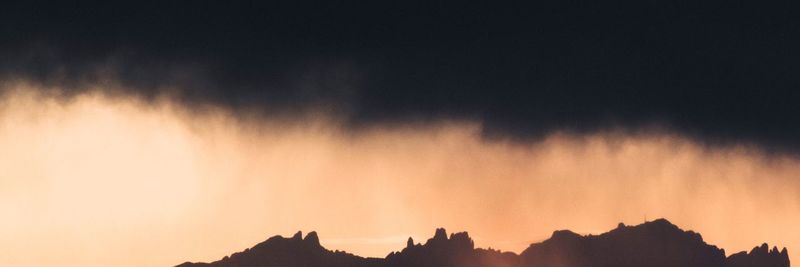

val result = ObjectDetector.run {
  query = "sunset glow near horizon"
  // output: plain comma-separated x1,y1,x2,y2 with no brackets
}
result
1,84,797,266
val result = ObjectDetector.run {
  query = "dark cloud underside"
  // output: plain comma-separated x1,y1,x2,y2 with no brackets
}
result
2,1,799,151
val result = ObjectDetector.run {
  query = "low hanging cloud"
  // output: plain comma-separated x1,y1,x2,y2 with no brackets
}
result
3,2,800,153
1,83,798,266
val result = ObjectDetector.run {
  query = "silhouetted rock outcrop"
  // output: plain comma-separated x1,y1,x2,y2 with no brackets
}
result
177,219,789,267
520,219,727,267
381,228,522,267
727,243,791,267
303,231,321,248
176,231,381,267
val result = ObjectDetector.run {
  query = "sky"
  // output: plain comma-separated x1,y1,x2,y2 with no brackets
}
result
1,2,799,266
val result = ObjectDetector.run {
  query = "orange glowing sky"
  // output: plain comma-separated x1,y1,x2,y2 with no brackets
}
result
1,83,798,266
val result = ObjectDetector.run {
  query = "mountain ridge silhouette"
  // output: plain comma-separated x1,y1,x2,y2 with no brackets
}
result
177,219,789,267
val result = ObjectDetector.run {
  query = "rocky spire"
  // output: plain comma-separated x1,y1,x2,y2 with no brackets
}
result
291,231,302,240
433,228,447,241
304,231,321,247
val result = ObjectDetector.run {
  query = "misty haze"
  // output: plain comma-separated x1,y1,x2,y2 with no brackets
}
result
1,2,798,267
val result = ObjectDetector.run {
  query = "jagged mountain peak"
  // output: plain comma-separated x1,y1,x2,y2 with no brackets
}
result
304,231,320,247
432,228,447,241
178,219,789,267
291,231,302,240
727,243,790,267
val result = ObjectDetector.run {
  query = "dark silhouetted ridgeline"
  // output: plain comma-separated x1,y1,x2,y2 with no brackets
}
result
177,219,789,267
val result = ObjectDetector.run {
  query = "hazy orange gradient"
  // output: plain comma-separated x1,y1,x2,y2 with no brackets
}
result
0,83,798,266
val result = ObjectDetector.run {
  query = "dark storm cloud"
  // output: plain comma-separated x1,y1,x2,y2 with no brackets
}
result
2,2,799,152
